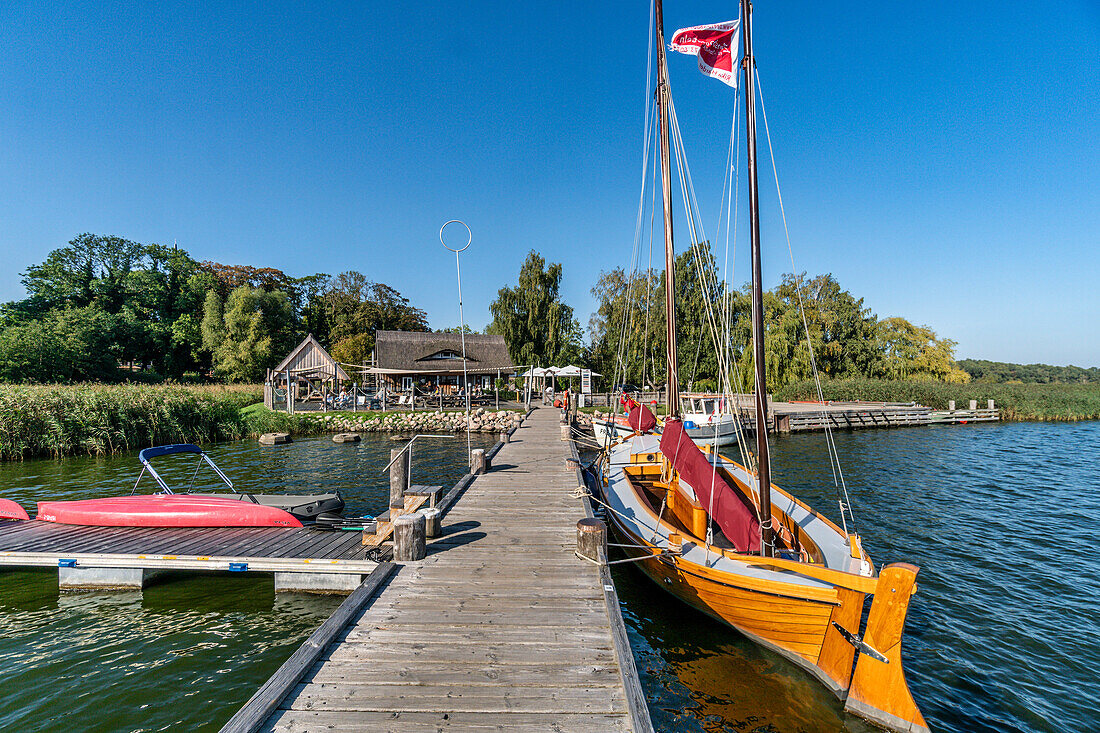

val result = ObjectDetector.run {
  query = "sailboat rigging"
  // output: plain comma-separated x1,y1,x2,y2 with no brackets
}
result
593,1,929,731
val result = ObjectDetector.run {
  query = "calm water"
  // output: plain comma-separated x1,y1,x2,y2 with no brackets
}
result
618,420,1100,733
0,433,495,732
1,424,1097,732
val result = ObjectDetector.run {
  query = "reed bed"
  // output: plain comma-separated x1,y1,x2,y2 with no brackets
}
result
775,378,1100,422
0,384,264,460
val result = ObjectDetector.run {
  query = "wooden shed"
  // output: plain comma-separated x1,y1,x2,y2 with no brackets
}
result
265,334,350,412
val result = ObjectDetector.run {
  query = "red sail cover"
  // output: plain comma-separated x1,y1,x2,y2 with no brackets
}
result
627,404,657,433
669,20,740,89
659,419,760,552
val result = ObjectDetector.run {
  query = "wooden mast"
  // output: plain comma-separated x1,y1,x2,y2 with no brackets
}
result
655,0,680,419
740,0,773,555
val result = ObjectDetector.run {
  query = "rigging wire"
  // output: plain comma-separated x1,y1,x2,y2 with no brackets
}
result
753,64,856,533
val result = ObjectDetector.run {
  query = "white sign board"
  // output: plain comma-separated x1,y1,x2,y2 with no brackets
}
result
581,369,592,394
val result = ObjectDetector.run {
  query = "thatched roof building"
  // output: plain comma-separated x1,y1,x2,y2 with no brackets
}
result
373,330,515,392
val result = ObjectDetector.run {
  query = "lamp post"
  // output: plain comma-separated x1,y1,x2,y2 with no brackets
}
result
440,220,473,457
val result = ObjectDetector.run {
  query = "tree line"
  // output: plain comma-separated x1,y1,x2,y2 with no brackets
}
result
0,233,428,382
956,359,1100,384
1,233,986,388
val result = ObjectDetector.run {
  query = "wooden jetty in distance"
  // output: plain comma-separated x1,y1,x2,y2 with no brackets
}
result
588,392,999,433
223,407,652,733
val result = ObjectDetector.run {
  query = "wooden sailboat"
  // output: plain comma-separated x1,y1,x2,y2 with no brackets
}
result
598,2,928,731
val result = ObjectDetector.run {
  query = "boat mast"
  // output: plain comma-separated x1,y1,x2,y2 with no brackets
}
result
740,0,774,555
655,0,680,419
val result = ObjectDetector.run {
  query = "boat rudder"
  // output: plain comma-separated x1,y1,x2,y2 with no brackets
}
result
844,562,929,733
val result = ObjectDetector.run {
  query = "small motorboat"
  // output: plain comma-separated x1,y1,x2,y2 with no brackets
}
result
36,444,344,528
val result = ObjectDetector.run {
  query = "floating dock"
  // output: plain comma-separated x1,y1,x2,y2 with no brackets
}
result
223,407,652,733
0,519,379,592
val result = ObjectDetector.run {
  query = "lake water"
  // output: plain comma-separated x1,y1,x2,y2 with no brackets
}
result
0,422,1096,732
0,433,495,732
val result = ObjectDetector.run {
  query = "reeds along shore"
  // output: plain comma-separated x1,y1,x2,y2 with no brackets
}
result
0,383,527,461
0,384,262,461
776,378,1100,421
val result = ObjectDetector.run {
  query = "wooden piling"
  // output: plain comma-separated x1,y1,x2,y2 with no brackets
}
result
500,430,510,444
390,448,408,510
421,507,441,538
393,513,426,561
576,517,607,564
969,399,978,410
470,448,488,475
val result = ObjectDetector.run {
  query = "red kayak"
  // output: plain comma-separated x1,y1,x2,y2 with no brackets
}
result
0,498,29,521
36,495,302,528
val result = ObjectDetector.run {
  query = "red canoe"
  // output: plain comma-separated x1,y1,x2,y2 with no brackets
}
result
0,498,29,521
36,495,303,528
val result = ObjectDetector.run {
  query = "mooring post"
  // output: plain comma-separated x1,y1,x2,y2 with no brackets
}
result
393,512,426,561
948,400,956,411
421,507,441,538
969,399,978,410
576,518,607,563
470,448,488,475
988,399,995,410
390,447,408,510
500,430,510,444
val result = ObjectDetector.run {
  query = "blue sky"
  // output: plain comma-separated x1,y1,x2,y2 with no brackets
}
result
1,1,1097,365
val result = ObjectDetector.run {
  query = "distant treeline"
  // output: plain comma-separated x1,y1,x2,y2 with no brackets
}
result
588,251,970,392
957,359,1100,384
6,233,1093,394
0,234,429,383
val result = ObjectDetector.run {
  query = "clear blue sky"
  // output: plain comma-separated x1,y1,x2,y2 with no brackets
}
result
2,1,1097,366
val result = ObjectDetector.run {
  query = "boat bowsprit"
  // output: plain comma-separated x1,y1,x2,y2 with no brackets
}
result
36,495,302,527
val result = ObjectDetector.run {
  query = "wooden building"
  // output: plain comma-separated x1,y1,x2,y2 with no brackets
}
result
372,330,515,396
265,334,350,411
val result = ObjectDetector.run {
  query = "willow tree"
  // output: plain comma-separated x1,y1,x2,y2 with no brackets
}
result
489,251,582,368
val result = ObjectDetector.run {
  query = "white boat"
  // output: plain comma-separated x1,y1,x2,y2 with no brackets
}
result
594,393,746,447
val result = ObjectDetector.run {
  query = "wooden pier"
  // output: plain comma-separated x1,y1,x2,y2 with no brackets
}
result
224,407,652,733
0,519,380,592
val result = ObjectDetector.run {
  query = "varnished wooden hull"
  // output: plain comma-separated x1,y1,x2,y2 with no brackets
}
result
607,510,852,690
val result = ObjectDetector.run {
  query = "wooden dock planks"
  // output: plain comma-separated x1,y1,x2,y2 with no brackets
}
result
256,407,651,733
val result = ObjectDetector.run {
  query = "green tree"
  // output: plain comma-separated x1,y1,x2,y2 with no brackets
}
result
876,317,970,383
206,286,296,382
489,251,583,368
0,306,120,382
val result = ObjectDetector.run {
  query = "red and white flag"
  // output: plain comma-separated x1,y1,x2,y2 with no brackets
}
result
669,20,740,88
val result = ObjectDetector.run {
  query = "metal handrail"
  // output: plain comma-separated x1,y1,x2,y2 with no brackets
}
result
381,434,455,492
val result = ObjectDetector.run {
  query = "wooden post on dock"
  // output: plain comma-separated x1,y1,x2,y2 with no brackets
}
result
470,448,488,475
988,399,995,410
948,400,956,411
390,447,408,510
969,399,978,410
500,430,509,444
576,518,607,563
393,513,426,561
421,507,441,538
